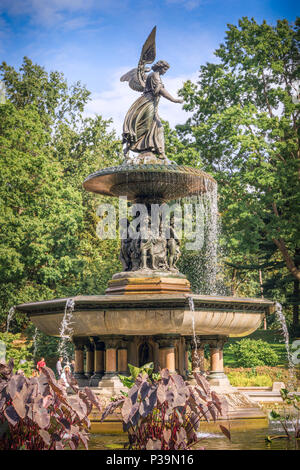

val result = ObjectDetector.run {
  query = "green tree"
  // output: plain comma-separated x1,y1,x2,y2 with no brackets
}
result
178,18,300,327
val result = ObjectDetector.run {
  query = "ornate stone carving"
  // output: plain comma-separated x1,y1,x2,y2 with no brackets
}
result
119,213,181,274
154,335,179,349
167,216,181,271
103,336,120,350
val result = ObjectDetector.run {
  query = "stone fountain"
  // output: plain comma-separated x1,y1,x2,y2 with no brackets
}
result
16,27,275,420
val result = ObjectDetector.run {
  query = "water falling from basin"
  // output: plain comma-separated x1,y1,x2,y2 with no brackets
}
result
58,298,75,365
32,327,39,359
182,183,227,297
200,183,218,295
275,301,297,390
6,306,16,332
188,296,201,373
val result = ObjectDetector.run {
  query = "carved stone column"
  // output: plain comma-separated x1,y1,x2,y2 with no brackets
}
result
85,341,94,380
98,336,126,397
73,338,87,386
208,338,225,374
155,336,178,372
206,336,232,388
104,337,118,377
90,338,105,387
210,343,221,373
118,339,128,375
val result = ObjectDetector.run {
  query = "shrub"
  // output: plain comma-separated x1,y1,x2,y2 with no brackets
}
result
224,366,298,385
118,362,160,390
228,338,279,368
226,371,273,387
0,359,102,450
102,368,230,450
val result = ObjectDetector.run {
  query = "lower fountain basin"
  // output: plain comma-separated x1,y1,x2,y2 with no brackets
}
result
16,294,275,338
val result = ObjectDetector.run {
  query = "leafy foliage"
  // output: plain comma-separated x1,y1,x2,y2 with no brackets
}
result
177,17,300,324
224,365,297,386
0,333,34,376
0,57,122,332
228,338,279,367
118,362,160,390
226,370,273,387
267,389,300,442
24,324,74,368
0,359,101,450
102,368,230,450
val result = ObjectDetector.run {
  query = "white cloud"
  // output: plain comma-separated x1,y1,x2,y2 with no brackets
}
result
85,69,197,137
0,0,126,27
165,0,205,10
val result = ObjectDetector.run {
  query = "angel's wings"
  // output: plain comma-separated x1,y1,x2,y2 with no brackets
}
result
120,26,156,92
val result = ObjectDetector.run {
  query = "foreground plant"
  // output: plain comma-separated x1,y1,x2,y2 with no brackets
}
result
118,362,160,391
0,359,101,450
267,388,300,446
102,367,230,450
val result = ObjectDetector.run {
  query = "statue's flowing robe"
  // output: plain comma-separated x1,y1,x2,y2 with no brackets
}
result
122,72,164,155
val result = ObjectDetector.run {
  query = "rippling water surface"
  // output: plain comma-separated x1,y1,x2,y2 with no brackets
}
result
86,418,300,451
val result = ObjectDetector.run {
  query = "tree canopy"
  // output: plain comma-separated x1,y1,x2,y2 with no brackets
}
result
0,58,122,332
177,17,300,326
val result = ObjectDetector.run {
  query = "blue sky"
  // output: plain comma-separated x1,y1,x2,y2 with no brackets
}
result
0,0,298,135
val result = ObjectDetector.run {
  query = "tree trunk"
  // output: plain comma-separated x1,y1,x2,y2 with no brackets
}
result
259,270,267,330
292,248,300,329
231,268,237,296
273,238,300,281
293,278,299,329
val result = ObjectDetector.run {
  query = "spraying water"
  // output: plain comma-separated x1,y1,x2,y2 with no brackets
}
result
182,184,227,296
188,296,201,372
201,183,218,295
58,298,75,365
6,306,16,332
32,327,39,359
275,301,297,391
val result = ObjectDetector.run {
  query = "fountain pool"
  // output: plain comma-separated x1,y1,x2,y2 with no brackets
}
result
83,416,300,451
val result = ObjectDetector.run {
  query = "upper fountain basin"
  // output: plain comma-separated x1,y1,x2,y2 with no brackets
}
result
16,294,275,338
83,164,217,202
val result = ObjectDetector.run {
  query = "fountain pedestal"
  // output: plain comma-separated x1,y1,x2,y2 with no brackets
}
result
106,274,191,295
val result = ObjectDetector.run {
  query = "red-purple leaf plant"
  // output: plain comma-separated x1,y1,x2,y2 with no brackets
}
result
0,359,101,450
101,368,230,450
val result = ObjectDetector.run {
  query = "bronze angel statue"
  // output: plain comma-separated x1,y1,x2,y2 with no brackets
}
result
120,27,183,163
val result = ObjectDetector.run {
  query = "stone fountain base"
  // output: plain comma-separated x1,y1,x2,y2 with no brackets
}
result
106,271,191,295
77,369,266,422
205,377,267,419
87,378,266,426
16,293,275,422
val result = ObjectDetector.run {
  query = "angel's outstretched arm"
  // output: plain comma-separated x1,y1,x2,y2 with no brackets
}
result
160,87,183,103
